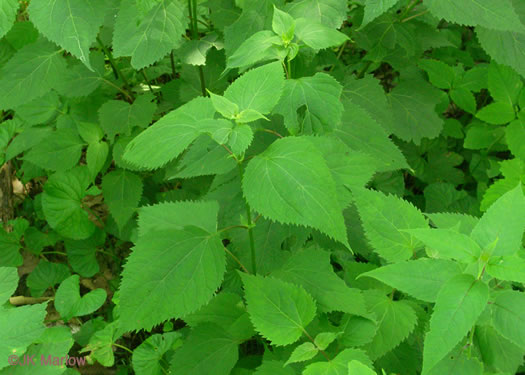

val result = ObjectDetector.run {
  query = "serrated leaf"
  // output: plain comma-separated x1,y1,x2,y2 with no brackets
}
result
113,0,188,69
240,273,316,346
471,184,525,256
476,27,525,80
41,167,96,240
425,0,525,32
169,323,239,375
450,88,477,114
99,94,156,141
86,141,109,179
243,136,349,247
286,0,347,28
226,30,283,69
209,91,239,119
387,79,444,144
65,238,100,278
304,348,373,375
272,6,295,40
83,322,121,367
14,91,60,126
53,52,105,98
475,102,516,125
348,360,377,375
224,61,285,114
340,316,377,347
360,259,463,302
491,290,525,349
418,59,455,90
138,200,219,236
0,303,47,370
132,332,181,375
488,61,523,106
102,170,143,231
119,225,225,331
295,18,348,50
26,261,70,297
23,129,84,172
506,119,525,160
422,274,489,374
336,101,408,172
361,0,400,28
363,291,417,360
0,39,66,110
476,325,524,374
0,267,17,303
352,188,428,263
404,228,481,262
123,97,216,169
274,72,343,134
285,342,318,365
314,332,338,350
55,275,106,321
0,0,18,39
486,255,525,283
272,248,366,316
28,0,107,68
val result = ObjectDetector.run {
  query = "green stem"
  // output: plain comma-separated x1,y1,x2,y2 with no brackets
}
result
141,70,155,94
237,163,257,275
287,57,292,79
113,343,133,354
187,0,207,96
223,246,250,274
41,251,67,256
198,66,207,97
192,0,199,37
400,0,420,20
97,37,134,101
302,328,331,361
357,60,373,78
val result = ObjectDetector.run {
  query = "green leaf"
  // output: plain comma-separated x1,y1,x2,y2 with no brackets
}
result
418,59,455,89
0,230,21,266
304,349,372,375
0,0,18,39
315,332,338,350
0,303,47,370
243,136,349,247
272,6,295,41
226,30,283,70
102,170,143,231
360,259,463,302
340,316,377,347
336,101,408,172
14,90,60,126
55,275,106,321
295,18,348,50
491,290,525,349
488,61,523,106
169,323,239,375
284,342,318,366
119,224,225,331
65,237,100,278
480,158,525,211
86,141,109,179
274,72,343,134
138,200,219,236
404,228,481,262
425,0,525,32
26,261,70,297
123,97,216,169
271,248,366,316
476,102,516,125
477,28,525,80
227,123,254,155
471,184,525,256
0,267,17,303
209,91,239,119
132,332,181,375
347,360,377,375
224,61,285,114
286,0,347,29
83,322,122,367
352,188,428,263
113,0,188,69
422,274,489,374
41,167,96,240
166,136,236,179
361,0,400,28
98,94,156,141
176,33,223,66
450,88,477,114
476,325,524,374
387,79,444,144
28,0,107,68
0,39,66,110
362,291,417,360
240,273,316,346
23,129,84,172
506,119,525,160
486,255,525,283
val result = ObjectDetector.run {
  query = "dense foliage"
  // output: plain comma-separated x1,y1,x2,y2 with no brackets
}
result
0,0,525,374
